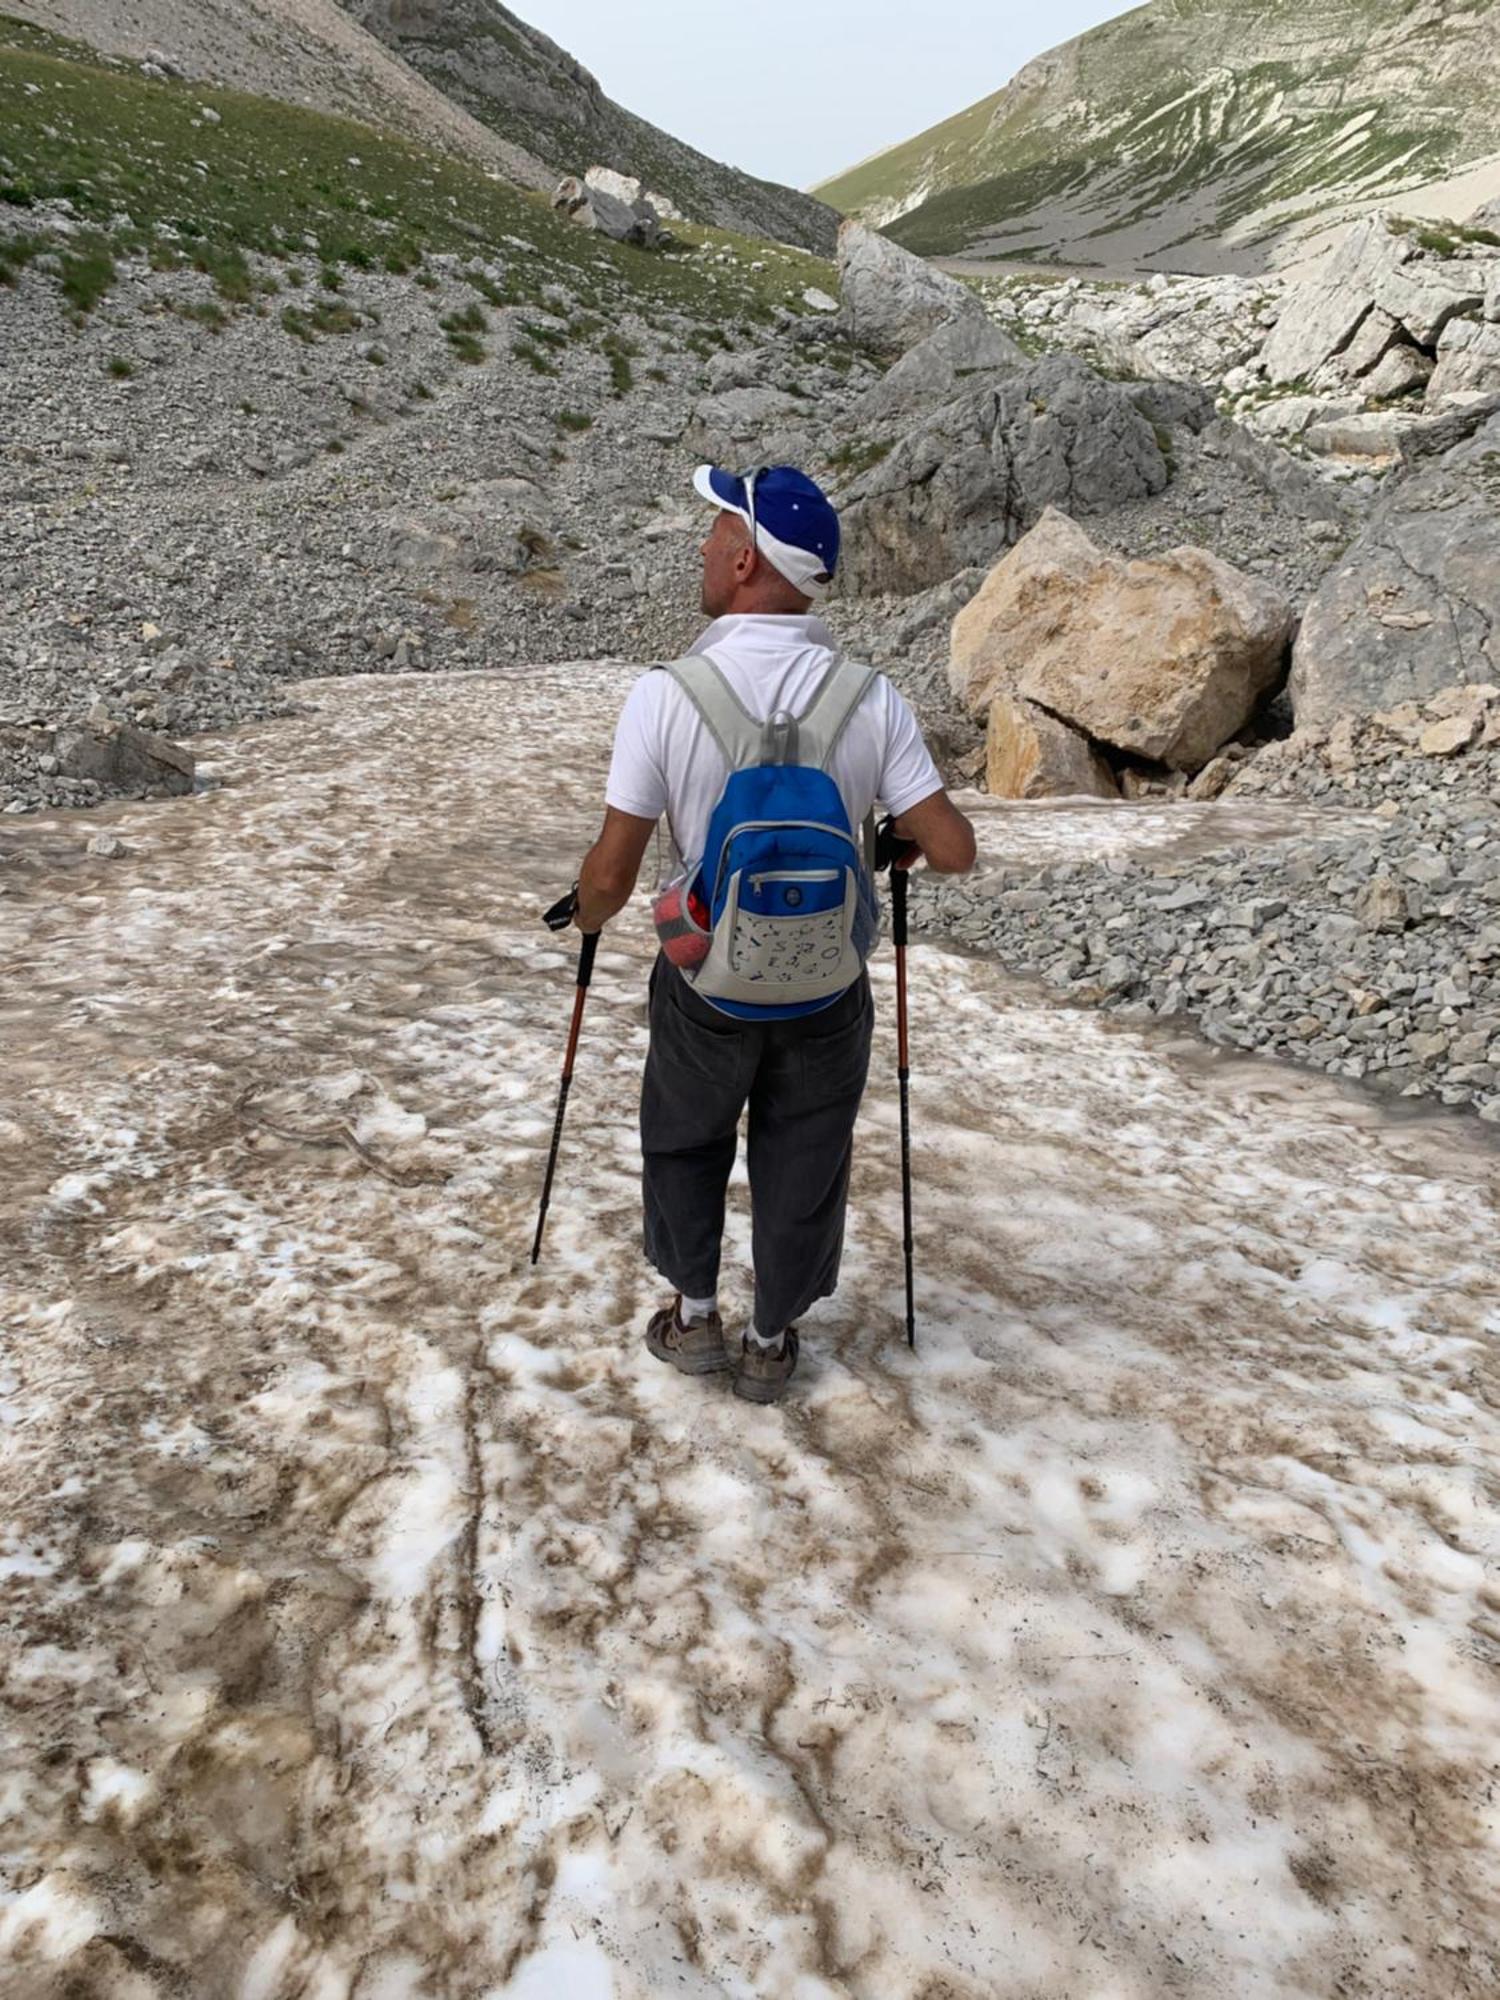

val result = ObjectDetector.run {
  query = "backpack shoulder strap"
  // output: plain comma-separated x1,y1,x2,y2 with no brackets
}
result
662,655,763,772
796,656,878,771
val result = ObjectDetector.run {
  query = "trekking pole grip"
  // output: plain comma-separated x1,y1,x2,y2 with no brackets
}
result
576,928,599,989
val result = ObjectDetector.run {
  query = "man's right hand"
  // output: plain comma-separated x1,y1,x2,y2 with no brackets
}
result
875,818,921,874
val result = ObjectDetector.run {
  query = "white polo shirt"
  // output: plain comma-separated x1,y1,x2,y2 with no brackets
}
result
605,614,945,879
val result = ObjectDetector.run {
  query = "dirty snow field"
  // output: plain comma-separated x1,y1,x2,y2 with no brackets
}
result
2,665,1498,1999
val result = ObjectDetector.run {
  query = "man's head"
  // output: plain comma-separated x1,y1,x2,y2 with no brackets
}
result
694,465,841,620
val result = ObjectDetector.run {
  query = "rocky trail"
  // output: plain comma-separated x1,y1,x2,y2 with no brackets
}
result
3,666,1499,1997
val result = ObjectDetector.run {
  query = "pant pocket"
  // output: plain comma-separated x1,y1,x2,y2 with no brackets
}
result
796,1004,873,1107
657,964,749,1084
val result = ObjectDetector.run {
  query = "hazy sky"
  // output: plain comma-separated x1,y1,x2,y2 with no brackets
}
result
512,0,1132,192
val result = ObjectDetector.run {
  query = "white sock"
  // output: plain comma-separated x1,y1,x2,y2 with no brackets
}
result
680,1293,717,1326
747,1327,786,1354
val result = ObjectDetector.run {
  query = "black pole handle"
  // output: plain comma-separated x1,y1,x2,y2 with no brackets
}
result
874,816,920,877
575,928,599,988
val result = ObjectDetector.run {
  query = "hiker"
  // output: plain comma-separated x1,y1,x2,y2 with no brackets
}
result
571,465,976,1402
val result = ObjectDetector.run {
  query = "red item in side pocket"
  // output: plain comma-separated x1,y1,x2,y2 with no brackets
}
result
653,879,712,970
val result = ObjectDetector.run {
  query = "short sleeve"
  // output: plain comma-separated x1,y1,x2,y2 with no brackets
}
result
605,674,670,822
874,680,945,819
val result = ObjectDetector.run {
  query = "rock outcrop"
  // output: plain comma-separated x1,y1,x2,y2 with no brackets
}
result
552,176,660,247
835,221,989,361
853,314,1026,425
1290,413,1500,727
986,694,1118,801
51,715,196,797
1262,215,1492,405
1427,317,1500,406
951,509,1293,772
839,359,1169,597
584,165,682,222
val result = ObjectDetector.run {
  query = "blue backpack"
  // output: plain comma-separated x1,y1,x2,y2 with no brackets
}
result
653,652,883,1021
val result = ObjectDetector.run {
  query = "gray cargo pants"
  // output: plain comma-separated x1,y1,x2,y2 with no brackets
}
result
641,957,875,1338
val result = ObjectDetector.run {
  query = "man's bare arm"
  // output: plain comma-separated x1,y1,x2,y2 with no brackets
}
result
892,789,977,875
575,806,657,932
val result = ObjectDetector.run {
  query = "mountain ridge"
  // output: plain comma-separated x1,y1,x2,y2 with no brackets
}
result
343,0,836,251
815,0,1500,274
7,0,836,250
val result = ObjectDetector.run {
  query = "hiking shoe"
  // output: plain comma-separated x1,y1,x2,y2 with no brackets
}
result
645,1298,730,1377
733,1328,800,1405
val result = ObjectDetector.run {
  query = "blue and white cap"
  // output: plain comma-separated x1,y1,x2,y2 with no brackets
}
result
693,464,840,600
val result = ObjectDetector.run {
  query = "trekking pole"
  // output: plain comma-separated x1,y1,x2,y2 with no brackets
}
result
876,820,920,1349
531,887,599,1266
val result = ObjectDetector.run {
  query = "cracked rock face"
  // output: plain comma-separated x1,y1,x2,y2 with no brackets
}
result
852,314,1027,425
838,358,1169,597
1290,412,1500,727
985,692,1118,801
1262,214,1492,394
951,508,1293,773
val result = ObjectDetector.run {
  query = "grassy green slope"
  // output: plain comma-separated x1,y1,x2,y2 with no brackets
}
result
0,16,834,331
815,0,1500,264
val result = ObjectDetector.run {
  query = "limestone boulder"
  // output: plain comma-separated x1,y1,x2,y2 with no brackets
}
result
1263,215,1487,385
952,508,1101,715
1361,342,1433,401
52,717,195,797
840,358,1168,598
1302,412,1406,464
1290,412,1500,726
836,220,988,360
951,509,1293,772
1427,318,1500,406
552,175,660,248
853,313,1026,425
584,165,682,222
378,477,555,576
986,694,1118,801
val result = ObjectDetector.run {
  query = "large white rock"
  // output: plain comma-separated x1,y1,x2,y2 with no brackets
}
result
951,509,1293,772
1341,307,1404,378
1427,317,1500,406
1263,215,1488,385
840,358,1168,598
552,176,660,247
584,165,683,222
1361,343,1433,400
836,219,988,360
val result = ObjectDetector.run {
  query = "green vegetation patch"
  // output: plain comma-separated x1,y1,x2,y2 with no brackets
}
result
828,438,892,475
0,23,836,332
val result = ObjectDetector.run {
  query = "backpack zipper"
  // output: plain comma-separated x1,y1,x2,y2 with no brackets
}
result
748,868,841,891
